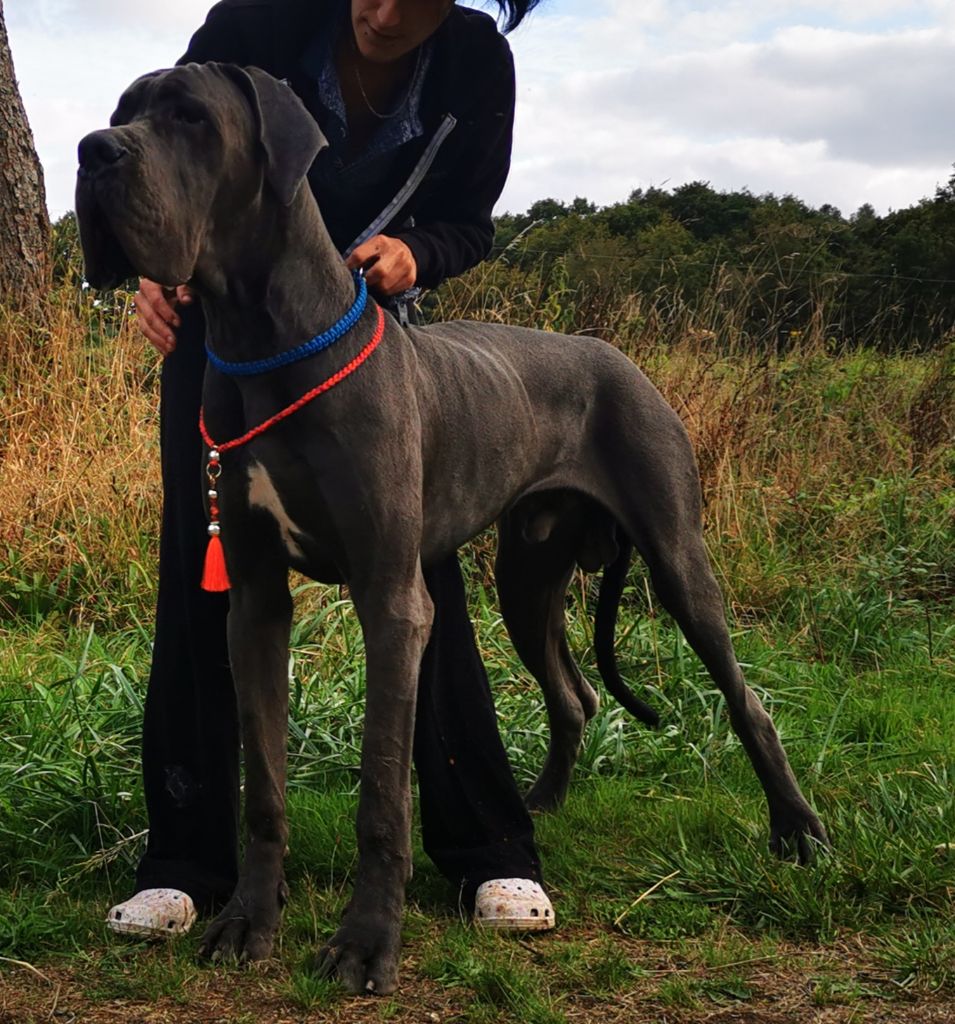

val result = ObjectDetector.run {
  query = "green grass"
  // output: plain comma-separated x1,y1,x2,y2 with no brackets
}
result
0,561,952,1019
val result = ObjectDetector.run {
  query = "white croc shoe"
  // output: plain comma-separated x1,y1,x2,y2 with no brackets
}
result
107,888,197,938
473,878,555,931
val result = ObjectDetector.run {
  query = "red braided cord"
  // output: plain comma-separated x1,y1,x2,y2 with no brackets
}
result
200,305,385,453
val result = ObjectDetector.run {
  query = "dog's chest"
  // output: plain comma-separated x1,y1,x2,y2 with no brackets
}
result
229,458,343,581
246,462,308,559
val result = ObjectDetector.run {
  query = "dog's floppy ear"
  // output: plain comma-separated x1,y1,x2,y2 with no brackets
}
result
219,63,328,206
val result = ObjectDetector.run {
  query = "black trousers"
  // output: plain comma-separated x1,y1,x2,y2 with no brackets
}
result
134,304,541,912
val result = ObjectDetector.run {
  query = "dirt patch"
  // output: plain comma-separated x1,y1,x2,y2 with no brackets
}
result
0,932,950,1024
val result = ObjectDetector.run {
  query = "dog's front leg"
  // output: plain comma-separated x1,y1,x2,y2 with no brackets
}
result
314,567,433,995
199,570,292,963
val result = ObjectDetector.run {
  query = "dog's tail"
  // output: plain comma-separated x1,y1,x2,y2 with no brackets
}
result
595,539,661,728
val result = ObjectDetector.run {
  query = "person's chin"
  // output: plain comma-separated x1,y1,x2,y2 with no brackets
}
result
357,25,409,62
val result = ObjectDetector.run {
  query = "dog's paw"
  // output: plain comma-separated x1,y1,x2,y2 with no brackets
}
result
524,776,568,814
769,808,830,864
309,912,402,995
198,883,286,964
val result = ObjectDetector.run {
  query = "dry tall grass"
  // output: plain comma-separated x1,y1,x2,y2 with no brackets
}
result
0,286,161,620
1,264,952,625
437,260,954,614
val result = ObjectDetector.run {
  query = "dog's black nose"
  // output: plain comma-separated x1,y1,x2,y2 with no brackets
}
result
77,130,128,176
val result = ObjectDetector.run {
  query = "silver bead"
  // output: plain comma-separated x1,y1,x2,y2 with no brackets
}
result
207,523,221,536
209,449,220,461
208,489,218,500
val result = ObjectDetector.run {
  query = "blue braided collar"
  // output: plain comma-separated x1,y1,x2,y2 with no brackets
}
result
205,271,368,376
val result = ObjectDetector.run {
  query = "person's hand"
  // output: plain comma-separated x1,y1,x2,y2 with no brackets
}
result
134,278,194,356
346,235,417,296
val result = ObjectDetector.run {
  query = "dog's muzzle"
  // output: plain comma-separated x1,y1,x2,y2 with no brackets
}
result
77,129,129,181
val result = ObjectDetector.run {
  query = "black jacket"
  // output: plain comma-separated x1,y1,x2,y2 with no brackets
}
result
179,0,515,288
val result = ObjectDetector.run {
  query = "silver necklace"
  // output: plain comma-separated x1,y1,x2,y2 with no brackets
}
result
352,41,423,120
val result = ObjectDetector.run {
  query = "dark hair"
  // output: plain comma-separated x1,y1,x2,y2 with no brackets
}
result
490,0,542,33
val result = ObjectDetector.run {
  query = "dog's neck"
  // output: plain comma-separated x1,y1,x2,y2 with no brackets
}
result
193,188,360,365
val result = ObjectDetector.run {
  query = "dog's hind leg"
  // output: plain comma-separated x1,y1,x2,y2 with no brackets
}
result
496,501,598,813
622,483,829,861
199,567,293,964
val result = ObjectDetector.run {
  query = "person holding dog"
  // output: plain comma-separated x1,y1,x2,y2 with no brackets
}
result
109,0,555,939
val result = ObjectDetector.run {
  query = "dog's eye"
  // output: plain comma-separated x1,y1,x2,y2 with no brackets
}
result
171,105,205,126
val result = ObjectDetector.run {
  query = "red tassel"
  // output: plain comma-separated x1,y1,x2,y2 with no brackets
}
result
201,534,231,592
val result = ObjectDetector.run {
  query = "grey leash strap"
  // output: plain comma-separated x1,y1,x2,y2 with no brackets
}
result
343,114,457,328
343,113,458,259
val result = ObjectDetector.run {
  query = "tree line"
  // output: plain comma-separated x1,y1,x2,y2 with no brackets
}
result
491,176,955,351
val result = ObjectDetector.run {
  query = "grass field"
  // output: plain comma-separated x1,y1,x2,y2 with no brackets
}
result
0,263,952,1022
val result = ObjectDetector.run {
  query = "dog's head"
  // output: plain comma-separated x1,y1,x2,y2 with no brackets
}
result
75,63,328,289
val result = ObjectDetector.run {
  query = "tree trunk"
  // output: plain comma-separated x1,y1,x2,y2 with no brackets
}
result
0,0,51,309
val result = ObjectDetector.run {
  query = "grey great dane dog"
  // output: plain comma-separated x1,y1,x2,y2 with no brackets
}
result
75,63,828,994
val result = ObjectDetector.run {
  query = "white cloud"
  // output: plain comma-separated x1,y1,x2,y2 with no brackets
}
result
500,4,955,214
7,0,202,37
572,27,955,167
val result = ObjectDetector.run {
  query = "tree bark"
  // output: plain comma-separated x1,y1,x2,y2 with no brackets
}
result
0,0,51,309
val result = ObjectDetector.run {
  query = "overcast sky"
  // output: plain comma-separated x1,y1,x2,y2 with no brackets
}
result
7,0,955,220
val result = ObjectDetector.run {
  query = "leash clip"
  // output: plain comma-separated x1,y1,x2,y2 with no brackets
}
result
394,286,421,328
